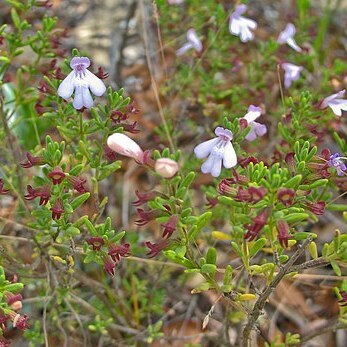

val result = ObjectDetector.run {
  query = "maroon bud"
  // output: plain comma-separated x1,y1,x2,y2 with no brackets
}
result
128,102,140,114
51,198,64,220
87,237,104,251
24,185,51,205
95,66,109,79
108,243,130,262
103,256,116,276
0,179,9,195
38,80,50,93
235,187,251,202
248,187,267,203
54,67,65,80
20,152,45,168
48,167,65,185
66,176,87,193
110,110,127,124
145,240,169,258
276,220,290,248
12,314,29,330
121,121,140,134
132,190,157,206
104,144,117,162
244,209,270,241
135,208,163,226
0,336,11,347
338,290,347,307
305,201,325,215
206,196,218,209
277,188,295,207
161,215,179,239
285,152,296,173
239,156,258,168
35,102,46,115
218,178,237,195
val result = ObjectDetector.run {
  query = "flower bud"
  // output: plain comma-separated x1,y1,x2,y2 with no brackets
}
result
154,158,179,178
107,133,144,163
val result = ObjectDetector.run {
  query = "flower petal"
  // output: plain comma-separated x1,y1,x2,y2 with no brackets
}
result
82,86,94,108
229,18,241,35
253,122,267,137
245,128,257,141
72,85,83,109
223,141,237,169
176,42,193,56
57,71,75,99
194,138,219,158
201,154,215,175
187,29,202,52
85,70,106,96
286,38,302,52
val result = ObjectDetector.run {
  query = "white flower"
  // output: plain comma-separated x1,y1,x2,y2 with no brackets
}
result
194,127,237,177
320,90,347,116
229,4,257,43
277,23,302,52
281,62,303,89
176,28,203,56
168,0,184,4
243,105,267,141
58,57,106,109
107,133,144,163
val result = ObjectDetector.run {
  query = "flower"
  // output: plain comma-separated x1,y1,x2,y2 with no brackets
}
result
281,62,303,89
338,290,347,306
161,215,179,239
229,4,257,42
48,167,65,185
132,190,157,206
57,57,106,109
51,198,64,220
305,201,325,215
155,158,179,178
145,240,169,258
277,188,295,207
87,237,104,251
0,179,9,195
328,153,347,176
276,220,290,248
319,90,347,116
194,127,237,178
108,243,130,262
0,336,11,347
24,185,51,205
103,255,116,276
168,0,184,4
107,133,144,163
135,208,163,226
66,175,87,193
176,28,203,56
277,23,302,52
243,105,267,141
12,314,29,330
244,209,269,241
20,152,45,168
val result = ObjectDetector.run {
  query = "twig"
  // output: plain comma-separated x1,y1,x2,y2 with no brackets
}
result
300,318,347,343
290,257,329,272
241,236,313,347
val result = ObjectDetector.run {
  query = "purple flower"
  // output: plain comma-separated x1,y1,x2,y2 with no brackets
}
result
161,215,179,239
194,127,237,178
281,62,303,89
277,23,302,52
328,153,347,176
276,220,290,248
176,29,202,56
243,105,267,141
229,4,257,42
319,90,347,116
57,57,106,109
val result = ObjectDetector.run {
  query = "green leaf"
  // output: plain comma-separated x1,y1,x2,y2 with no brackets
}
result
201,264,216,274
283,213,309,223
98,161,122,181
331,260,341,276
284,175,302,189
249,238,266,257
4,283,24,293
70,193,90,210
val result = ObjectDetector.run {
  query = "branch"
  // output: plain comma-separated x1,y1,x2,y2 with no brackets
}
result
290,257,329,272
241,236,313,347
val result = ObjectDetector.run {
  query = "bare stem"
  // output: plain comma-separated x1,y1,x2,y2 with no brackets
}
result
241,236,312,347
